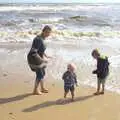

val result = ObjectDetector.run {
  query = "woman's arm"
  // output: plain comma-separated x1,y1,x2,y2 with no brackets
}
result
43,53,52,59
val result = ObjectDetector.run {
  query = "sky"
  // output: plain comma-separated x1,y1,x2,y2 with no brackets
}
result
0,0,120,3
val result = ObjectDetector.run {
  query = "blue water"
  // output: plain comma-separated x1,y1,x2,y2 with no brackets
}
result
0,3,120,36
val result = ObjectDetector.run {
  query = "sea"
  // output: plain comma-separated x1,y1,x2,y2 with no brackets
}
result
0,3,120,93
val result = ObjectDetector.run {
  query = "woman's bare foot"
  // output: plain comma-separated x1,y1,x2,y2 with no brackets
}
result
41,88,48,93
33,90,42,95
100,91,104,95
93,92,100,95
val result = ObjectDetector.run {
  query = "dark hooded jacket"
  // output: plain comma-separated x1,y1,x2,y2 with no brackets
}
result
93,56,109,79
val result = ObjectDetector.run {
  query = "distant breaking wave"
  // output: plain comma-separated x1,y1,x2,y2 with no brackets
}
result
0,15,112,29
27,15,111,27
67,16,111,26
0,30,120,43
0,4,109,12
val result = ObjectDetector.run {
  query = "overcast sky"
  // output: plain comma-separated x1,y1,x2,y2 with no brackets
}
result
0,0,120,3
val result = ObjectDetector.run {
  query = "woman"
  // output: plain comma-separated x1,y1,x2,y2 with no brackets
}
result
28,25,52,95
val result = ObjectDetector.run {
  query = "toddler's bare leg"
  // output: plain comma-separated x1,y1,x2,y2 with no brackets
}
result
64,91,68,98
71,90,75,101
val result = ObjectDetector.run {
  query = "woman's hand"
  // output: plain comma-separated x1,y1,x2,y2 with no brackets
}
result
43,58,49,63
44,53,53,59
47,56,53,59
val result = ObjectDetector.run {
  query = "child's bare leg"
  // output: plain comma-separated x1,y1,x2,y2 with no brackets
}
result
64,91,68,99
94,80,100,95
100,78,106,94
101,83,105,94
71,90,75,101
97,83,100,92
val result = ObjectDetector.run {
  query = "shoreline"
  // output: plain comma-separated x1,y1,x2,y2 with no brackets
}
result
0,42,120,95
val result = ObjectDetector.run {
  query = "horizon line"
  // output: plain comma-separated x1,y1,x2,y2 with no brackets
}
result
0,2,120,4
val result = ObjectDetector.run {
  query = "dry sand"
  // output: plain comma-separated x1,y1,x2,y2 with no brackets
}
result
0,72,120,120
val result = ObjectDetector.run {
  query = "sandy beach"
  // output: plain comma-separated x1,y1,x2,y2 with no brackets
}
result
0,72,120,120
0,43,120,120
1,3,120,119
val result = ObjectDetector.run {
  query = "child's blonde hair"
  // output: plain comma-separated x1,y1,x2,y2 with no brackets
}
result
67,63,76,71
91,48,100,57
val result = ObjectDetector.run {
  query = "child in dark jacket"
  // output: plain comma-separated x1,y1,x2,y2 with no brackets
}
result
92,49,109,95
62,63,78,101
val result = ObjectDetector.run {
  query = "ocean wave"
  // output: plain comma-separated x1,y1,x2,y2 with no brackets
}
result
52,30,120,38
26,15,112,27
53,30,101,38
0,4,112,12
0,30,101,41
27,15,111,27
1,21,18,27
28,17,63,24
0,17,111,29
1,30,120,43
27,17,111,28
62,15,111,27
0,4,120,29
0,5,85,12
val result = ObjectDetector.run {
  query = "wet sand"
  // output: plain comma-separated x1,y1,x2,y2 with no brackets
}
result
0,42,120,120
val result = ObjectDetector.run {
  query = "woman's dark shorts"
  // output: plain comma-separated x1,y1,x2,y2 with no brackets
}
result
36,68,45,81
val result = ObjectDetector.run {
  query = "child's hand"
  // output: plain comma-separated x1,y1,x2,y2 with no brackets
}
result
76,83,79,87
92,70,97,74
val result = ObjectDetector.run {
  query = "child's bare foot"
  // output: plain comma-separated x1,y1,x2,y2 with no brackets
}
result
93,92,100,95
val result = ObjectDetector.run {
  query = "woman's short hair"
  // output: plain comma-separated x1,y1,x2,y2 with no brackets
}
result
42,25,52,32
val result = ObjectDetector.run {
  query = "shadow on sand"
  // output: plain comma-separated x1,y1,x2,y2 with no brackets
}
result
0,93,32,104
23,94,94,112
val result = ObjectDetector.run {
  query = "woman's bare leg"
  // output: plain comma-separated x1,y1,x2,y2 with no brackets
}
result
33,80,42,95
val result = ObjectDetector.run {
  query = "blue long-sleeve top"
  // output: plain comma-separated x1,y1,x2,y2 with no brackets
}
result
62,71,77,87
29,35,46,58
